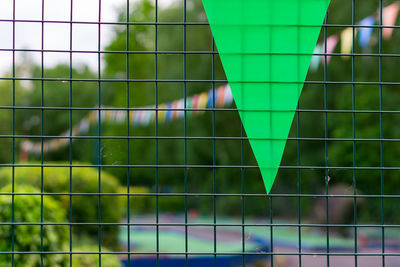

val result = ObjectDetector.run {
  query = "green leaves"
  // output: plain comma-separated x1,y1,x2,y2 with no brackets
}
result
0,185,68,267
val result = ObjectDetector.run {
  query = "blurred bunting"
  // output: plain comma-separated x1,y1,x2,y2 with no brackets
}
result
315,1,399,69
321,35,339,64
341,27,356,59
21,84,233,155
310,44,323,71
359,17,375,48
382,2,400,40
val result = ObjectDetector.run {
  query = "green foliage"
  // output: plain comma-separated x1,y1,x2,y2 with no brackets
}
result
121,186,152,214
292,0,400,223
0,80,25,164
72,246,121,267
99,0,251,195
0,163,124,248
0,185,69,267
1,0,400,225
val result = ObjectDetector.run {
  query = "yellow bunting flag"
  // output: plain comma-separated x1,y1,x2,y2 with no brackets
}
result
341,27,356,59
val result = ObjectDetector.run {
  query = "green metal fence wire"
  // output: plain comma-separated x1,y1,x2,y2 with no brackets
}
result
1,0,400,267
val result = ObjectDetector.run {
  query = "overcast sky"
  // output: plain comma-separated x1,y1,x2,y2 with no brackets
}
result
0,0,174,74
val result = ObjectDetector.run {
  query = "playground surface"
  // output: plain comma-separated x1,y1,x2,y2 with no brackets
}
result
119,215,400,267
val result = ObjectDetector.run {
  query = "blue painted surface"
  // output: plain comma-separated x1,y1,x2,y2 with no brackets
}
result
122,255,268,267
121,253,269,267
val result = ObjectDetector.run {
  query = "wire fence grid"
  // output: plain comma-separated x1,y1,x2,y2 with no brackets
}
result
0,0,399,267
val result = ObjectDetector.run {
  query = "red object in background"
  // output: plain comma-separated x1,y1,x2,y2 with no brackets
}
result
20,149,28,162
188,209,199,219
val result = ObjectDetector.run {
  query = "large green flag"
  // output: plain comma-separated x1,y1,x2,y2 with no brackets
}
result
202,0,331,193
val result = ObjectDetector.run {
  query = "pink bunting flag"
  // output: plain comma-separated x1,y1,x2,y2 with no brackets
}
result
382,3,400,40
321,34,339,64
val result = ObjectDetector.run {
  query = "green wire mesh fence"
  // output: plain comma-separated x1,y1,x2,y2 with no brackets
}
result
0,0,399,266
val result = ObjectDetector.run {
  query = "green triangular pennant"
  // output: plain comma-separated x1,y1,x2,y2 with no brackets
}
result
202,0,331,193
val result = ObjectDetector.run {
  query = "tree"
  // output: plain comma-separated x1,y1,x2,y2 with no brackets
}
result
7,0,400,221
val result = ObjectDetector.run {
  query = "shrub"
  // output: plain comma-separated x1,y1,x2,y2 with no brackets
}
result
0,163,124,248
119,186,152,214
72,246,121,267
0,185,69,267
121,186,184,214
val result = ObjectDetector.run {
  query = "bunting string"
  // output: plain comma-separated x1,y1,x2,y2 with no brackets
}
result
20,2,400,155
21,84,233,155
310,1,400,69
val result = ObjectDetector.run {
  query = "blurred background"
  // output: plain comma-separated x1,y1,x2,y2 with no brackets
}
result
0,0,400,266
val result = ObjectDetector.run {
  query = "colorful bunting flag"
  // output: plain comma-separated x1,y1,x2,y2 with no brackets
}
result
21,84,234,155
383,2,400,40
202,0,331,193
359,17,375,48
341,27,356,59
310,44,323,71
321,34,339,64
